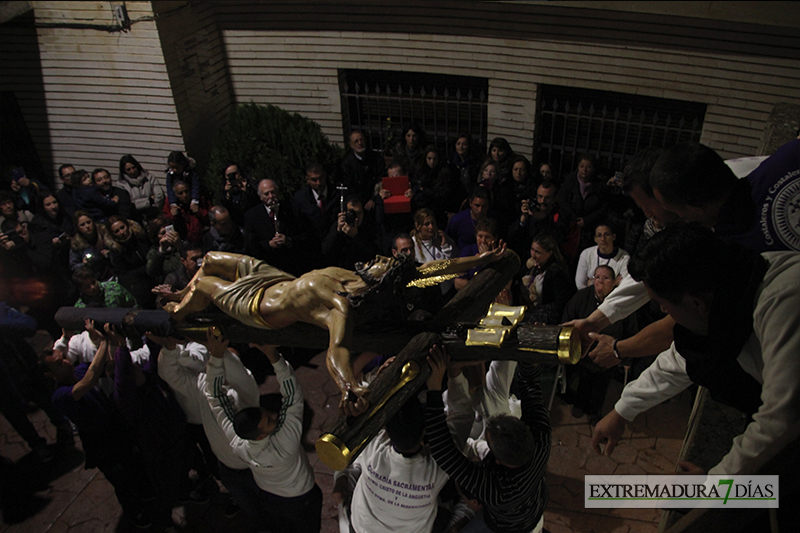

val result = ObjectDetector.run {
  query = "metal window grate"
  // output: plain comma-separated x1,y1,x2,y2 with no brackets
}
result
339,69,488,160
536,86,706,178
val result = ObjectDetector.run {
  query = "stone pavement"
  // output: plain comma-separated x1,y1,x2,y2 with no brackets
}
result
1,338,691,533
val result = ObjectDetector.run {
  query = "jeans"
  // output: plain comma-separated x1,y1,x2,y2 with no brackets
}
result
262,483,323,533
218,461,269,524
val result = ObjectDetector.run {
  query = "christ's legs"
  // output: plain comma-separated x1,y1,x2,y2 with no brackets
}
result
319,295,370,416
167,276,233,322
175,252,248,300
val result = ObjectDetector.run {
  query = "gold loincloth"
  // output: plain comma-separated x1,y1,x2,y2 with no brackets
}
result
212,258,295,329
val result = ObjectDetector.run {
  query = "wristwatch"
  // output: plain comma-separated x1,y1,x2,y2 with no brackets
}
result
612,339,622,360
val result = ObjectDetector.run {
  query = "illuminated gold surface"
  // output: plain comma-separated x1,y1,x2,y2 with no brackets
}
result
416,259,452,275
249,287,273,328
179,325,222,337
478,303,526,327
366,361,419,419
316,433,351,471
316,361,421,470
557,326,581,364
465,304,527,347
466,327,509,347
406,273,459,288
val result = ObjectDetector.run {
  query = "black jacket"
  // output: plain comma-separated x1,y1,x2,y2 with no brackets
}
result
515,260,575,325
340,150,385,205
243,201,304,275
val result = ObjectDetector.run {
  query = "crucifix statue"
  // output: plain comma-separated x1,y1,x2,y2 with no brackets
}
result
152,248,509,416
55,248,579,469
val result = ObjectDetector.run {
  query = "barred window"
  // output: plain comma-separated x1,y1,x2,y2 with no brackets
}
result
535,86,706,177
339,69,488,160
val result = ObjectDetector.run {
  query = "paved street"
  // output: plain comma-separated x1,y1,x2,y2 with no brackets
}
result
1,336,690,533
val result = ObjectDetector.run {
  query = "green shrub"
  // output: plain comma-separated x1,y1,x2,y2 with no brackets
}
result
205,103,344,202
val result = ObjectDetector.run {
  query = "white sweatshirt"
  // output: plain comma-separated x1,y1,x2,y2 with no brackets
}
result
158,346,258,469
205,355,315,497
615,252,800,475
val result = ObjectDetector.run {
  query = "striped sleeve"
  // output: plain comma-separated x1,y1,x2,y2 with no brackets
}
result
425,363,551,532
203,356,239,443
222,351,260,409
425,390,491,497
515,362,551,442
269,357,305,446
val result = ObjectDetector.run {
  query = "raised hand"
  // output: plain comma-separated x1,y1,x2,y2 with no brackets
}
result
84,318,103,344
204,329,229,359
104,323,126,346
248,342,281,364
426,344,449,391
144,331,179,350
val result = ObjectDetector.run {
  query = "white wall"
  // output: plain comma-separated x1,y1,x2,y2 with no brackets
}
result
26,1,185,183
221,29,800,160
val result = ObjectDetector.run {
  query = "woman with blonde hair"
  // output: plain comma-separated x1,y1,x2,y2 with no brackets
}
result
69,210,113,280
106,215,154,307
411,208,457,295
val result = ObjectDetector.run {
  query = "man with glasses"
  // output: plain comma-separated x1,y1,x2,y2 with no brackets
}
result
56,164,78,217
203,205,246,254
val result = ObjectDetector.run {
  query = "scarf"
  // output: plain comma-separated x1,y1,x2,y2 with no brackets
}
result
673,243,768,415
122,173,147,188
208,226,239,251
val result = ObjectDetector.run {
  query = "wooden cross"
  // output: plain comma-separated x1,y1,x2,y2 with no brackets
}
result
55,250,578,469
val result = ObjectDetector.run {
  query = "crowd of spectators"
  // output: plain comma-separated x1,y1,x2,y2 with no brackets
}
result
1,127,798,532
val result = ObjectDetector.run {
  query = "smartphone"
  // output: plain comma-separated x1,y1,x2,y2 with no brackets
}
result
164,224,175,234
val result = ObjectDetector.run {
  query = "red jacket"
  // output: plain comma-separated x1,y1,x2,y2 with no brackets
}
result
163,199,208,245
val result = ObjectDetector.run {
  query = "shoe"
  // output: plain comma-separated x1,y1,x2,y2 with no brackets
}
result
224,499,241,518
571,405,585,418
130,511,152,529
